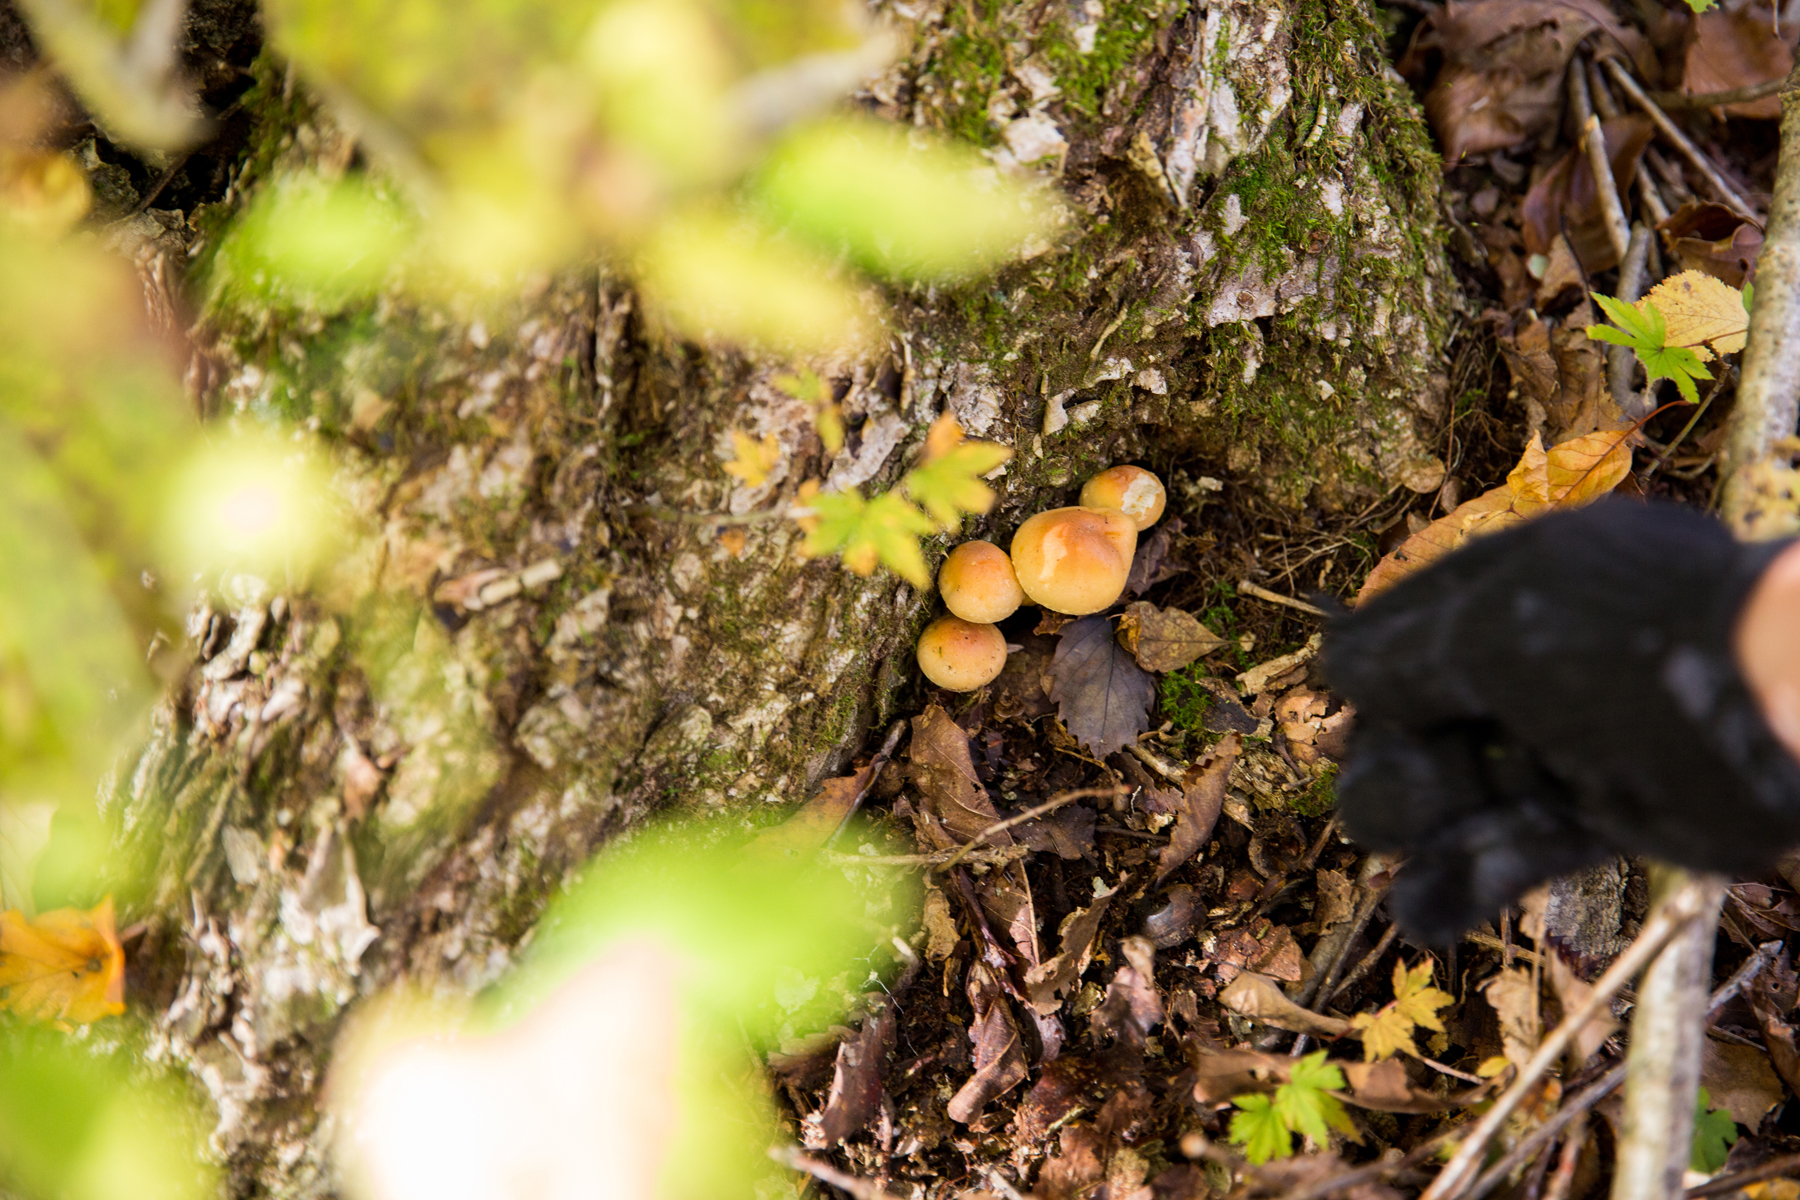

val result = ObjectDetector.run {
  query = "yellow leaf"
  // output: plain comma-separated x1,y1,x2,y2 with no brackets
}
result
1476,1056,1512,1079
1392,960,1451,1034
0,148,91,238
924,413,965,460
722,429,781,487
1357,431,1633,602
0,895,125,1024
1349,1006,1416,1061
1641,270,1748,359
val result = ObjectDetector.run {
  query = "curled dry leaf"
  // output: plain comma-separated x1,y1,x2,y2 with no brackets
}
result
1024,885,1115,1015
1358,430,1633,601
1116,601,1227,673
1219,972,1352,1037
1237,633,1322,697
1154,732,1243,884
1660,202,1764,287
1048,616,1156,756
812,997,896,1145
1123,516,1187,597
0,895,126,1024
1482,967,1539,1071
947,962,1029,1123
1498,314,1624,444
1276,689,1354,766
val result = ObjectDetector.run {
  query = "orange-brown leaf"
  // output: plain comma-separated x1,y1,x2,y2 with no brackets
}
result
1358,432,1632,602
0,896,126,1024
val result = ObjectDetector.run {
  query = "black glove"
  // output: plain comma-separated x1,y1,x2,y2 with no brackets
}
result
1324,498,1800,942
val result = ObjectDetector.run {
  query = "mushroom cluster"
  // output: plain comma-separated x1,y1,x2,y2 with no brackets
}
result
915,464,1167,691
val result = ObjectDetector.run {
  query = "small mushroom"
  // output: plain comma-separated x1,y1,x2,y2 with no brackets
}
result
1009,506,1137,615
916,615,1008,691
939,540,1025,624
1080,465,1166,531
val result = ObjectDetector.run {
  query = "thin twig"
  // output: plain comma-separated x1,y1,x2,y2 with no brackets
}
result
828,845,1032,868
1571,64,1632,263
771,1146,898,1200
1324,923,1401,1007
1542,1115,1587,1200
1606,60,1756,216
1653,77,1788,112
1419,876,1718,1200
828,720,908,846
1468,939,1779,1200
1637,163,1673,226
932,786,1123,874
1610,224,1654,419
1645,368,1732,483
1237,579,1328,617
1684,1151,1800,1197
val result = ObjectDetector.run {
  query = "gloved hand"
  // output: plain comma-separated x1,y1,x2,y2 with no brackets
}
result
1324,498,1800,942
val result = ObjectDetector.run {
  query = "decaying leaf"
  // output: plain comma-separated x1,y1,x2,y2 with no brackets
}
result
1683,5,1792,119
1404,0,1652,163
1219,972,1352,1037
1237,633,1322,697
1155,733,1242,884
1116,601,1226,673
948,962,1028,1122
722,428,781,487
1482,967,1540,1071
0,895,125,1024
812,996,896,1145
1124,516,1187,597
1701,1038,1785,1128
1547,949,1617,1065
1276,689,1354,766
1498,314,1624,443
1660,202,1764,287
1642,269,1750,359
1089,936,1163,1045
1048,616,1156,756
1024,886,1115,1015
746,760,876,860
1520,116,1654,272
1358,431,1633,601
1349,960,1452,1061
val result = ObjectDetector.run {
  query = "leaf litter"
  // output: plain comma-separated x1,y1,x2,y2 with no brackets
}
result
767,1,1800,1189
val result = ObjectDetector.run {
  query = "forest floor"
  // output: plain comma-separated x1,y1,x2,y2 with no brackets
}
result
770,4,1800,1199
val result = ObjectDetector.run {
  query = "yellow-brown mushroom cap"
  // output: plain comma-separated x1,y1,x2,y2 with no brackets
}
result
939,540,1024,624
916,616,1008,691
1080,465,1166,531
1009,506,1137,615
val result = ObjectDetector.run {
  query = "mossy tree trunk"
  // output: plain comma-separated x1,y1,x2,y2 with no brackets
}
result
81,0,1454,1192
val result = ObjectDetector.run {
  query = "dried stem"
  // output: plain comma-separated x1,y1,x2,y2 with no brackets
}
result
932,785,1123,874
1419,877,1718,1200
1605,60,1755,216
1609,224,1654,419
1653,77,1787,112
1571,64,1631,263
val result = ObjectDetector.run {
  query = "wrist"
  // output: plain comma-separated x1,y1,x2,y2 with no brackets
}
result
1734,537,1800,763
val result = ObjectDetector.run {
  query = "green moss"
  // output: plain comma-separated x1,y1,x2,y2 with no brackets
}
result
1289,761,1339,818
1157,663,1214,732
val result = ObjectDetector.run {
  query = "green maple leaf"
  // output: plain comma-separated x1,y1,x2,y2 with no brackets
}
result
1691,1087,1739,1173
903,441,1012,532
1587,292,1713,405
1276,1052,1358,1145
1229,1093,1293,1165
800,487,935,586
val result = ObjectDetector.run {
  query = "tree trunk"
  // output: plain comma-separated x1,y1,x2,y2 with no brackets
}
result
87,0,1454,1192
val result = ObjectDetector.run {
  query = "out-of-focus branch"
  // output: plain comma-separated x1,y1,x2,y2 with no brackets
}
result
1724,56,1800,528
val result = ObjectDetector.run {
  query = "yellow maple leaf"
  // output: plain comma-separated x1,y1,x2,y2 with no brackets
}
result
1348,960,1451,1061
722,429,782,487
1640,270,1748,360
0,895,126,1024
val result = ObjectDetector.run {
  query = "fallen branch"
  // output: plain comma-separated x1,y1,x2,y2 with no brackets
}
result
1418,876,1718,1200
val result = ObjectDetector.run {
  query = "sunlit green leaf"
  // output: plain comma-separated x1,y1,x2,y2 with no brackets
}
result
1691,1087,1738,1173
800,487,935,586
1229,1093,1292,1164
756,116,1053,281
213,174,412,304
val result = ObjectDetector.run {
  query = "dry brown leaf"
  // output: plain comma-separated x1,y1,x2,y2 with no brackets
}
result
1116,602,1227,672
1482,967,1539,1071
1154,732,1242,884
1642,269,1749,359
1024,887,1115,1015
1683,6,1793,119
1520,116,1655,272
1660,202,1764,287
1499,316,1624,444
1276,689,1354,766
1219,972,1351,1037
1048,616,1156,756
1546,952,1617,1066
948,962,1029,1122
1358,431,1633,601
0,895,126,1024
1701,1038,1785,1128
747,761,877,860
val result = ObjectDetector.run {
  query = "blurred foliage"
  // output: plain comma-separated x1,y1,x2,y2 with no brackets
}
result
0,1026,217,1200
333,817,916,1200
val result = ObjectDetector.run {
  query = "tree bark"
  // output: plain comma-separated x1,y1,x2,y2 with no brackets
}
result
80,0,1456,1192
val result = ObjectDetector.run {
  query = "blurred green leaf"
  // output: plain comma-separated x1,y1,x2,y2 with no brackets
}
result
800,487,935,586
212,174,412,304
0,1028,217,1200
756,117,1052,281
638,209,881,352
